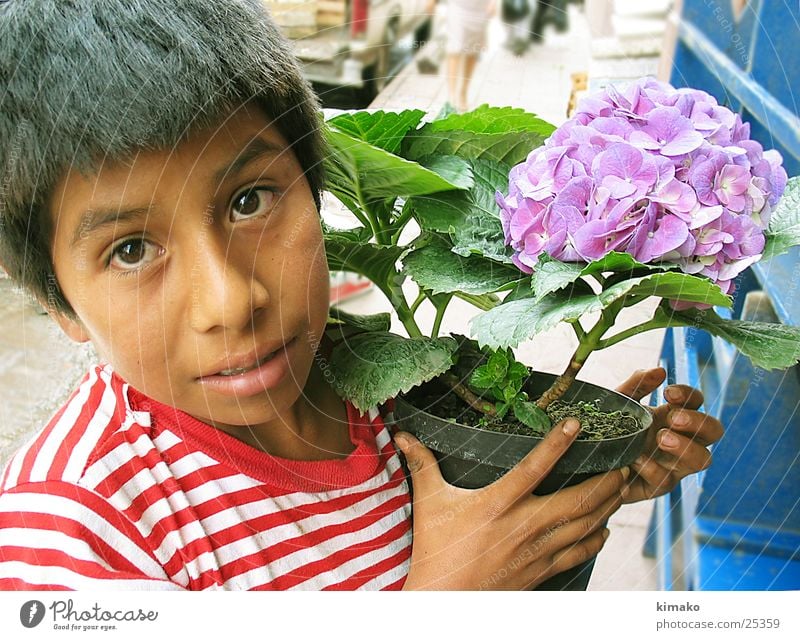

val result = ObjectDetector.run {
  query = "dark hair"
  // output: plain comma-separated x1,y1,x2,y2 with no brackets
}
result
0,0,326,317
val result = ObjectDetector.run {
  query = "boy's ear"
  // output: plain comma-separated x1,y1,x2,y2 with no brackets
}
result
48,308,91,344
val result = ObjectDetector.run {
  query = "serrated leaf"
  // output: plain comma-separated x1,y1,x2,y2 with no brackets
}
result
328,332,458,412
327,110,425,155
471,292,602,349
407,158,516,264
401,233,522,295
421,104,556,136
487,350,509,380
605,271,731,307
469,366,495,389
531,252,673,301
323,224,405,287
402,129,548,166
472,270,731,349
507,361,529,382
324,129,465,212
327,306,391,332
418,155,474,190
512,400,551,435
665,306,800,370
763,176,800,261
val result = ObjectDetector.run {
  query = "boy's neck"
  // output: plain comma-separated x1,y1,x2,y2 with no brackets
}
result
210,334,353,461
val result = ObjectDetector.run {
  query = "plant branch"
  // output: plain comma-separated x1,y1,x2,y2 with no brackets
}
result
409,289,426,315
430,293,452,338
597,314,679,350
441,373,497,417
453,291,501,311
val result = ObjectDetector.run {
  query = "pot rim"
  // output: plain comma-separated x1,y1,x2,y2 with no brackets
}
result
396,373,654,441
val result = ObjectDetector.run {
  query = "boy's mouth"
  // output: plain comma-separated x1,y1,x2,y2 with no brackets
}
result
197,336,297,397
204,337,296,378
217,350,280,376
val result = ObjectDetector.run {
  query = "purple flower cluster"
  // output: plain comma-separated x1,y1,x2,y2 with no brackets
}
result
497,78,788,302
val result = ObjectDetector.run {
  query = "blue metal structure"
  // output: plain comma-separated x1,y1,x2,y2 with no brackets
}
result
647,0,800,590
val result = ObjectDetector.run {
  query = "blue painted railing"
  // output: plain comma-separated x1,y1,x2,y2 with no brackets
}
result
646,0,800,591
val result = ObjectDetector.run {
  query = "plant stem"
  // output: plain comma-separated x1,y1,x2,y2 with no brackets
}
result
430,294,452,338
409,290,425,315
378,277,425,338
535,314,612,410
597,314,676,350
441,373,497,417
453,291,501,311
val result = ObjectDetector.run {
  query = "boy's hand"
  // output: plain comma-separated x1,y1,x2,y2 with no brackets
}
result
615,368,724,504
394,419,629,590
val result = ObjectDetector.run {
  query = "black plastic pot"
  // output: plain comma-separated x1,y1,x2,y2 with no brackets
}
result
390,371,653,591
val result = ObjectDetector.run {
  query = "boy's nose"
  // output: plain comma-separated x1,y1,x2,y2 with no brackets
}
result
187,233,269,333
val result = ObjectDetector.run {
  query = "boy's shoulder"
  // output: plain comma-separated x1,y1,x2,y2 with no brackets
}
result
0,364,144,492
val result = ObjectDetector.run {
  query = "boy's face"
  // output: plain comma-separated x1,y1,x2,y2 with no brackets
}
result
46,104,331,433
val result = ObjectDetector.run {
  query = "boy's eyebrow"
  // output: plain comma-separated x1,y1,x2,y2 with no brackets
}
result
70,207,151,249
213,137,287,185
69,137,287,249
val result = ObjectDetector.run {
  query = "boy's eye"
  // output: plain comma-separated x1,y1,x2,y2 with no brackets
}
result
231,187,276,221
108,238,163,271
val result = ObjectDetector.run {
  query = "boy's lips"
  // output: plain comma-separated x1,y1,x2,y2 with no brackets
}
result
197,336,297,396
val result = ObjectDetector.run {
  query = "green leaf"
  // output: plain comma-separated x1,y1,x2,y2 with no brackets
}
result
401,233,523,295
512,400,551,435
763,176,800,261
323,223,405,287
487,350,509,379
503,277,535,302
402,129,548,167
328,332,458,412
530,252,673,301
417,155,474,190
530,258,584,300
469,365,495,389
671,307,800,370
421,105,556,136
507,361,529,382
327,307,391,332
327,110,425,155
324,129,465,213
605,271,731,308
471,292,602,349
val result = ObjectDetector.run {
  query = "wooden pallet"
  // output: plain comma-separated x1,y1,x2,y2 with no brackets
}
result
263,1,319,37
317,0,347,28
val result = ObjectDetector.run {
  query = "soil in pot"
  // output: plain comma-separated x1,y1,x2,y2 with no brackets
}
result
392,373,653,591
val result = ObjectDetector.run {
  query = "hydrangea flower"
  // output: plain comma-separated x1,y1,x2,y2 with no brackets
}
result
497,78,788,301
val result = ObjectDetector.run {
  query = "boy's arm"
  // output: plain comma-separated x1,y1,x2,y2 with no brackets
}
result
0,481,185,590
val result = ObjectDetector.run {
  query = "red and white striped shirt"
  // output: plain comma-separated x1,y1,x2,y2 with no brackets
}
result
0,364,412,590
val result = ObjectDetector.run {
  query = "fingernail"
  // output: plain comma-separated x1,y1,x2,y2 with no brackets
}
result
602,528,610,540
393,433,409,450
659,429,679,448
633,455,647,466
665,386,681,403
619,465,630,480
562,418,580,436
670,410,689,427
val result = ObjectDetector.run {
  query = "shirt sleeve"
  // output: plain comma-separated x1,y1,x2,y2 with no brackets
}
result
0,480,185,590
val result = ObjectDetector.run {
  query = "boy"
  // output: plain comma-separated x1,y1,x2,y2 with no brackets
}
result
0,0,721,590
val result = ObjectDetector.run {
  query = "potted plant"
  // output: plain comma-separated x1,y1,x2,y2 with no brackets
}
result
320,79,800,588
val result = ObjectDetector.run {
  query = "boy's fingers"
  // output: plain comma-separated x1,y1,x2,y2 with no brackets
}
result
393,431,445,499
664,384,704,410
545,526,609,580
549,466,630,521
666,409,724,446
615,368,666,402
487,418,581,509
